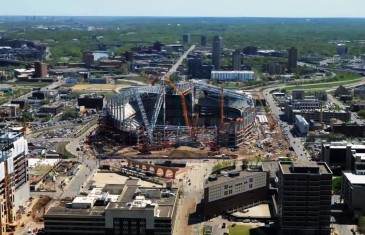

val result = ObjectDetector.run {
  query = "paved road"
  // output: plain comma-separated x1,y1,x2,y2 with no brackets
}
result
173,160,215,235
263,90,310,162
6,80,64,105
166,45,195,77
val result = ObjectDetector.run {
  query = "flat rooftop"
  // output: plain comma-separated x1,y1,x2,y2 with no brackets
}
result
45,180,178,219
232,203,271,218
280,161,332,175
46,205,106,217
107,187,178,218
204,170,266,188
90,172,161,188
344,172,365,185
262,161,279,179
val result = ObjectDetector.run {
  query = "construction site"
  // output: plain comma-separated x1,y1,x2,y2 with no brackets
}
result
102,79,256,153
0,125,30,234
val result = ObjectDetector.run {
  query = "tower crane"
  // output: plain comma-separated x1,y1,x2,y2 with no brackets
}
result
220,86,224,127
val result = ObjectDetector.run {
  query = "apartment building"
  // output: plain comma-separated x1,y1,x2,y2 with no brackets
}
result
0,126,29,235
278,161,332,235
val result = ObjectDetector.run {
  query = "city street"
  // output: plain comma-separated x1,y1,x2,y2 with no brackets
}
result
173,160,215,235
263,89,310,162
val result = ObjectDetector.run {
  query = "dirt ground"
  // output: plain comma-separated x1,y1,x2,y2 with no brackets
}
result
97,112,292,162
14,196,52,234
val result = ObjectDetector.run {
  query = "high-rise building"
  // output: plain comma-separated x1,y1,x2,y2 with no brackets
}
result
212,35,223,70
201,35,207,46
153,41,165,52
243,46,258,55
182,34,191,44
201,65,214,79
337,44,348,56
232,49,242,71
124,51,133,62
187,56,203,78
288,47,298,73
262,63,286,75
82,51,94,67
278,161,332,235
34,61,47,78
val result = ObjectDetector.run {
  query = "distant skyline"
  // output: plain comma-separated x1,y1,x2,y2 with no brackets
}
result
1,0,365,18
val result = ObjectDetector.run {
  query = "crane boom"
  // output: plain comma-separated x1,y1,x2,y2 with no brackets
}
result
165,78,190,127
220,87,224,126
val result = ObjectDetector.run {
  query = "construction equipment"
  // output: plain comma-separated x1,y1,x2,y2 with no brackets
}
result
165,77,190,127
220,86,224,126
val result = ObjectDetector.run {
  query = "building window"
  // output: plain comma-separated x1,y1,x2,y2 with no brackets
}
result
249,178,253,182
249,184,253,188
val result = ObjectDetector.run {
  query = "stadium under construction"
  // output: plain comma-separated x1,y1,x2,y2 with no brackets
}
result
103,80,256,151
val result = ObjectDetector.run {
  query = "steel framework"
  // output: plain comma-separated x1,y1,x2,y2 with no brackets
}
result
106,81,254,144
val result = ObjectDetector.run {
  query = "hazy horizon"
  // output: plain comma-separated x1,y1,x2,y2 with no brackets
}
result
1,0,365,18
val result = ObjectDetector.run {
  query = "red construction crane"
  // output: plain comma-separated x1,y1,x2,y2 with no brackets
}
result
165,77,190,127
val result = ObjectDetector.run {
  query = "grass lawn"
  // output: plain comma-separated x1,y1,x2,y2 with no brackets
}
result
285,78,361,91
228,225,275,235
229,225,252,235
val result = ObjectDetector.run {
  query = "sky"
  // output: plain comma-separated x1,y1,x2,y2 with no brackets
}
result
1,0,365,18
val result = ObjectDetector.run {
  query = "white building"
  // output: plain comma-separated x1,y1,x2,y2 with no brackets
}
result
294,115,309,135
211,71,255,81
342,172,365,216
203,170,268,218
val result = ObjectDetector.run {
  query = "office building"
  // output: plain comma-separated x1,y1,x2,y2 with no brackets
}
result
288,47,298,73
201,65,214,79
330,119,365,137
201,35,207,46
211,71,255,81
78,94,104,110
82,51,95,67
262,63,286,75
289,109,351,124
44,180,179,235
212,35,223,70
321,142,365,172
182,34,191,44
39,103,64,116
203,169,269,218
89,77,108,84
292,89,305,100
187,56,203,78
34,61,47,78
284,90,351,124
243,46,258,55
232,49,242,71
124,51,134,62
0,126,29,234
153,41,164,52
342,172,365,216
294,115,309,136
337,44,348,56
278,161,332,235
